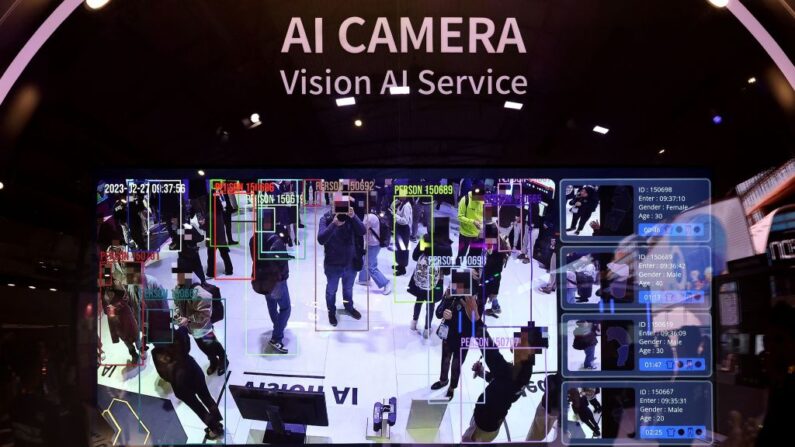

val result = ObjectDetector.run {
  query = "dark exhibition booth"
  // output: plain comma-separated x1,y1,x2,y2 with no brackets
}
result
0,1,793,446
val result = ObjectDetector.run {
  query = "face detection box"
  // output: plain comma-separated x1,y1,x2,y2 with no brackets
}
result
561,313,712,378
560,381,713,445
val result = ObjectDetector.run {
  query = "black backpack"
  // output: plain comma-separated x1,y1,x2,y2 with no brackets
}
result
370,212,392,248
193,283,224,323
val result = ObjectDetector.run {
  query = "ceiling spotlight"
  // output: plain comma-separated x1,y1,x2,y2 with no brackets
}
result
354,119,363,127
28,285,36,290
198,169,206,176
658,148,666,155
49,288,57,292
747,77,756,84
707,0,729,7
243,113,262,129
85,0,110,10
8,283,15,287
593,125,610,135
504,101,523,110
389,86,410,95
0,181,4,190
336,97,356,107
712,115,723,124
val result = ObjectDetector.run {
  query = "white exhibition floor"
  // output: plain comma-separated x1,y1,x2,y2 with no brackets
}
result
98,202,560,444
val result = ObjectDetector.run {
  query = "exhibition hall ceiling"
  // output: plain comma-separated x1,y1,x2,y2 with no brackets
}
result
0,0,793,190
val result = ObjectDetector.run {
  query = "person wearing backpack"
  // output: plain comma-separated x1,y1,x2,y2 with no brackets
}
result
250,227,293,354
173,271,228,376
317,203,366,326
408,230,452,338
357,209,392,295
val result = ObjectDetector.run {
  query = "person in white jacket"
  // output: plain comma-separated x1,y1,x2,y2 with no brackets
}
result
393,197,413,276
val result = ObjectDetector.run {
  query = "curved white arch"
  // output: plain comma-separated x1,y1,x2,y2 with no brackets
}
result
0,0,82,108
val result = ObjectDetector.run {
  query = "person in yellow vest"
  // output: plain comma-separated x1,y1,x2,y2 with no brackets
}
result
457,180,485,266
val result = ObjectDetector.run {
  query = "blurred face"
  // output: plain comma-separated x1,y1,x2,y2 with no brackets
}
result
513,332,532,363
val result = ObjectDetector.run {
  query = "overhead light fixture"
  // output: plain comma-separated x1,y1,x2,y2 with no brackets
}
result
49,288,57,292
8,283,15,287
28,285,36,290
707,0,729,7
712,115,723,124
658,148,666,155
354,119,363,128
593,125,609,135
747,77,756,84
336,97,356,107
0,181,4,190
198,169,206,176
85,0,110,10
389,86,410,95
243,113,262,129
504,101,523,110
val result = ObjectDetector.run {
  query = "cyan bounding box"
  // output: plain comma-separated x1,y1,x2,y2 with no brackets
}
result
640,426,707,440
639,357,706,371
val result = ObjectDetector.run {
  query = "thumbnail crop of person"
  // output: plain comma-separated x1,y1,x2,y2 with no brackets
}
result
527,372,562,441
317,204,366,327
463,314,537,442
566,388,601,438
250,226,293,354
408,232,452,338
173,271,228,376
567,186,598,235
393,196,413,276
432,268,485,399
567,254,597,303
152,326,224,440
572,320,600,370
457,180,485,265
358,209,392,294
484,225,510,316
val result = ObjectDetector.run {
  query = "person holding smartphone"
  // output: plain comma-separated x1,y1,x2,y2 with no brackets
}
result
318,197,366,327
431,268,485,399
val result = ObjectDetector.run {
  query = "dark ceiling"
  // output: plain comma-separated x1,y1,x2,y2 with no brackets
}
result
0,0,793,236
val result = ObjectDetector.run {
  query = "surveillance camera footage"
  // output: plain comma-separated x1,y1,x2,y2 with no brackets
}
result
1,1,794,447
78,170,730,445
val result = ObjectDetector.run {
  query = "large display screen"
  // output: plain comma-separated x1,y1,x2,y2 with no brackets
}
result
94,169,713,445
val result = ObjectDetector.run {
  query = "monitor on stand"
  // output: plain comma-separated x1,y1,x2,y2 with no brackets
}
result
230,385,329,444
